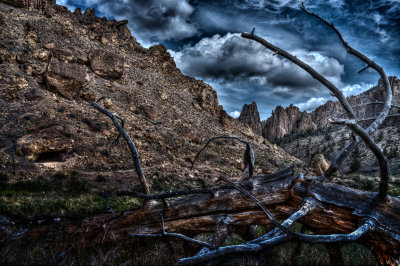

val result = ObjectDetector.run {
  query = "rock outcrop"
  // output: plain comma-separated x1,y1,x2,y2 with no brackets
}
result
263,76,400,141
88,49,124,79
262,104,316,141
0,0,298,188
45,58,88,99
238,101,263,136
310,154,330,176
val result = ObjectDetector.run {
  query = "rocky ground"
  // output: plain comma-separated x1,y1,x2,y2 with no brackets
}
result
0,0,298,222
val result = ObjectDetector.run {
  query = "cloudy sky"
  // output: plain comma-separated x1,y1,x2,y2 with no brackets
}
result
57,0,400,119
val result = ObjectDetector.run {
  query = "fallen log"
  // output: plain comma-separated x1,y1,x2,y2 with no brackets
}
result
37,172,397,265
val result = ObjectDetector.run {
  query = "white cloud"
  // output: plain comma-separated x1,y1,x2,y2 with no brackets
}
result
230,110,241,118
296,82,374,112
297,97,327,112
56,0,76,11
341,83,373,97
172,33,345,99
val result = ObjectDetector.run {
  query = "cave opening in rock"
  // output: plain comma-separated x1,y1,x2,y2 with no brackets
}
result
35,151,66,163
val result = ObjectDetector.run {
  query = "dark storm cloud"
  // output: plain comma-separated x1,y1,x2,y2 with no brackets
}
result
61,0,198,43
172,33,344,98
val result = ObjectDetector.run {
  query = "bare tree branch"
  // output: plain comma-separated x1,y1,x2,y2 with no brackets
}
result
179,219,375,265
240,33,356,120
91,101,150,195
252,165,294,182
248,197,321,243
300,3,393,177
179,234,289,265
358,114,400,122
337,101,400,118
218,175,292,235
112,114,124,145
116,166,294,201
358,65,370,74
132,214,216,249
328,118,389,198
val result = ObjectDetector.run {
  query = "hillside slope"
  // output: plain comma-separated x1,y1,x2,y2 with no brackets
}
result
0,0,298,220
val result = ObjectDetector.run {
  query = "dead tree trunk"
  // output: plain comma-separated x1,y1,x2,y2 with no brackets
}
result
52,173,399,265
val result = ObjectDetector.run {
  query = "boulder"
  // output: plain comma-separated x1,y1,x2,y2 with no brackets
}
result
88,49,124,79
16,125,73,161
310,154,330,176
140,105,158,120
44,59,88,99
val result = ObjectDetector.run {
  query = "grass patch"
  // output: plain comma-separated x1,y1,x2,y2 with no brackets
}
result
0,176,89,195
0,179,55,193
66,177,89,194
151,179,173,192
341,243,377,265
106,196,142,212
0,171,142,219
388,185,400,196
222,233,244,246
0,194,143,220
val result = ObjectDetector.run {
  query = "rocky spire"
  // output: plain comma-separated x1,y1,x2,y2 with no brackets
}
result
238,101,263,136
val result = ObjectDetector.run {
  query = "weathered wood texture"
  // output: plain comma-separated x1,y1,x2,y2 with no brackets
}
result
51,174,400,265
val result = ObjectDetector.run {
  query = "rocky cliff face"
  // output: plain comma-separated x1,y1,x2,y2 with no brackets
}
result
0,0,298,191
263,77,400,141
262,104,317,141
238,101,263,136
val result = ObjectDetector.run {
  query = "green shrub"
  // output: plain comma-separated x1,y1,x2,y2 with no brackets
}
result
324,133,332,141
67,177,89,194
95,175,107,182
388,146,398,159
350,158,361,172
0,172,9,182
101,149,110,157
363,179,375,191
376,131,384,142
53,172,68,180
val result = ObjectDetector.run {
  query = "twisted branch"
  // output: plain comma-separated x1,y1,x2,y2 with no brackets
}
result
328,118,388,198
179,219,375,265
91,101,150,195
300,3,393,178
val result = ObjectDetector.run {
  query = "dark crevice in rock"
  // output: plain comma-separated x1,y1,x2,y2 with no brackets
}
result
35,150,72,163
